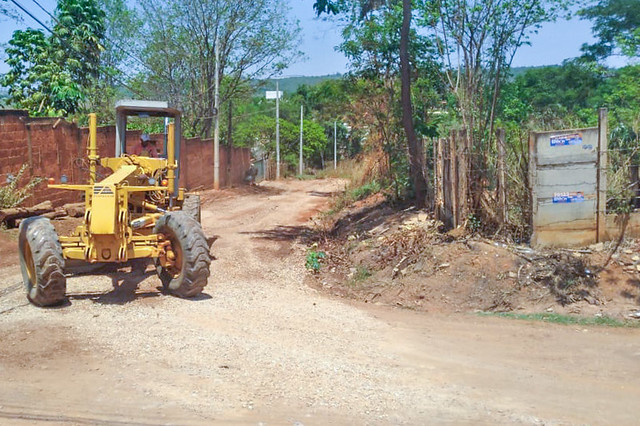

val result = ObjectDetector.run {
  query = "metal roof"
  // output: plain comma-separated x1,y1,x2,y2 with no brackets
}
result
115,100,181,117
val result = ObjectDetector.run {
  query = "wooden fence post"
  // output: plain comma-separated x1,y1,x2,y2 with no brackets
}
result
449,130,458,228
528,132,537,240
597,108,608,242
457,129,469,225
442,137,452,228
496,128,507,225
434,138,442,220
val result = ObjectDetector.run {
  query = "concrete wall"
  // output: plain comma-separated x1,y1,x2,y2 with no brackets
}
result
606,213,640,241
0,110,251,207
530,128,600,247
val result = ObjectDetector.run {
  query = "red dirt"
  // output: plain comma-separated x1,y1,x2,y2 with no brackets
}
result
310,192,640,321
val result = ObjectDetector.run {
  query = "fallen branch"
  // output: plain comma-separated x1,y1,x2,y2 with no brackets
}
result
0,201,54,225
42,209,67,220
63,202,85,218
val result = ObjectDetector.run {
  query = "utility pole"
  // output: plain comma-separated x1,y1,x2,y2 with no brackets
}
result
213,35,220,190
334,120,337,170
276,81,280,179
299,104,304,175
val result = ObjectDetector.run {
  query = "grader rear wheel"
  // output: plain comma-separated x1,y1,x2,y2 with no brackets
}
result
153,212,210,297
18,217,67,306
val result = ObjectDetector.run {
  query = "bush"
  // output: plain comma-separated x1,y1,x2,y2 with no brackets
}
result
0,164,44,209
305,246,326,273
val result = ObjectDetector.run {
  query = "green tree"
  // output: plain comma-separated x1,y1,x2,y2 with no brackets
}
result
420,0,567,215
579,0,640,61
1,0,105,115
315,0,439,205
136,0,303,138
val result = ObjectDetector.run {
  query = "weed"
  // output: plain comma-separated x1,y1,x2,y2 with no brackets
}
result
467,214,482,233
324,180,383,218
354,265,372,281
296,173,316,180
305,247,326,273
350,180,381,201
479,311,640,328
347,265,373,287
0,164,44,208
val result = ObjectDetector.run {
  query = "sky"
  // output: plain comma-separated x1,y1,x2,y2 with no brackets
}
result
0,0,628,77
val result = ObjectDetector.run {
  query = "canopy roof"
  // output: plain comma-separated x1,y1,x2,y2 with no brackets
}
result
115,100,181,118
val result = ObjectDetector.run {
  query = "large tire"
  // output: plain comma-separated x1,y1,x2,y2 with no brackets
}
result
153,212,210,297
183,194,201,223
18,217,67,306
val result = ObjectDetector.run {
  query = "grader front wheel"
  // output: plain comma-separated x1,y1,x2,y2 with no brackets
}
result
18,217,67,306
153,212,210,297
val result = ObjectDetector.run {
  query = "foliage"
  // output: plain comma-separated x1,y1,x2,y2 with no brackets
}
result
86,0,142,122
420,0,567,189
579,0,640,61
0,165,44,209
1,0,105,116
305,246,326,273
480,312,640,328
136,0,303,138
351,180,382,200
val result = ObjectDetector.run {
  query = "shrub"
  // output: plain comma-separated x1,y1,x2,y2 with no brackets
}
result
0,164,44,209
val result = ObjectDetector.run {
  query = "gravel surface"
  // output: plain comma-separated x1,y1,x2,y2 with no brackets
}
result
1,178,640,425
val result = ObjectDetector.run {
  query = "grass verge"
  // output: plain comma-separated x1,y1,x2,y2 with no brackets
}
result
479,312,640,328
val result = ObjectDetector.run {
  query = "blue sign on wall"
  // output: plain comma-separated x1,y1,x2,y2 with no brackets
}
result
553,192,585,203
550,133,583,147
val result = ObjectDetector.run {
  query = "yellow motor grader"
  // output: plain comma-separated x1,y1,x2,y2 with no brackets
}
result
18,100,210,306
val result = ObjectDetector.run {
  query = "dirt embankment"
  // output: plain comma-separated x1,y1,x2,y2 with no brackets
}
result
309,192,640,321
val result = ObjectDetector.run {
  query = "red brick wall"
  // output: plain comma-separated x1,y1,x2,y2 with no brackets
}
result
0,110,252,207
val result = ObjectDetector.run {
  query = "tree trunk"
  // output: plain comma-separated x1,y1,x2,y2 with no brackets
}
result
0,201,54,226
399,0,428,207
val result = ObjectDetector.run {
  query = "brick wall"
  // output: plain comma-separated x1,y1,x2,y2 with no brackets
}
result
0,110,252,207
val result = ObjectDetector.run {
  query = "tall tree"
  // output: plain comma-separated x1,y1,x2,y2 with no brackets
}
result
315,0,433,206
1,0,105,115
579,0,640,61
421,0,566,211
136,0,302,138
399,0,427,206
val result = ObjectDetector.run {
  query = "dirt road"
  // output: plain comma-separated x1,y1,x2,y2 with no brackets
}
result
1,179,639,425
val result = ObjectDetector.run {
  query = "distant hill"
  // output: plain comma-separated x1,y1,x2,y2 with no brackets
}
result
508,65,558,79
255,68,554,94
258,73,343,94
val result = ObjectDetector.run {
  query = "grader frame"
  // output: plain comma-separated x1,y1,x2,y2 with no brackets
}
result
18,101,210,306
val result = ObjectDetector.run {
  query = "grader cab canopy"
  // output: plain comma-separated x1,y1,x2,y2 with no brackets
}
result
115,100,182,199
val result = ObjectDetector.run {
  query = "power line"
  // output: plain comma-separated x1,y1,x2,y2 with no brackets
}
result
10,0,145,98
24,0,257,116
9,0,52,33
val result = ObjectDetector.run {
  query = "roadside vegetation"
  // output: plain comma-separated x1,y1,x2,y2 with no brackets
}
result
0,165,43,209
0,1,636,233
480,312,640,328
1,1,640,324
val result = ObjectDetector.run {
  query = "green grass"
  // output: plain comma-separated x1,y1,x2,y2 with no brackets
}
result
353,265,372,281
347,265,373,287
296,173,316,180
479,312,640,328
324,180,384,217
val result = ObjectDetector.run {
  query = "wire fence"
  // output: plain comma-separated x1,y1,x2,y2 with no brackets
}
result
432,109,639,245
